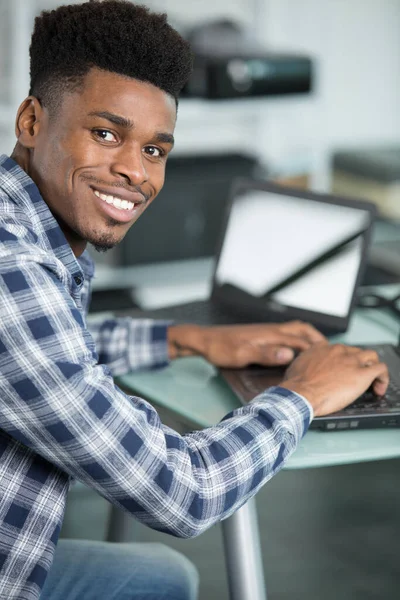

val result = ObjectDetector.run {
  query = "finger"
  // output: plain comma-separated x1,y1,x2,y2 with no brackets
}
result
264,333,313,352
357,349,380,366
281,321,327,343
231,342,294,367
257,344,295,366
368,362,390,396
332,344,362,355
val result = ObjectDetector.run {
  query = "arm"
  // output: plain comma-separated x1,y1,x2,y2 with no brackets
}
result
88,316,171,376
0,255,309,538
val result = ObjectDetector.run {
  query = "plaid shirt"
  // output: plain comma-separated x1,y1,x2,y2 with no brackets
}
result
0,154,311,599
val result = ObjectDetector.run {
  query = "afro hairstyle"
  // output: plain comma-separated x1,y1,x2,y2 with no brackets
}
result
29,0,193,112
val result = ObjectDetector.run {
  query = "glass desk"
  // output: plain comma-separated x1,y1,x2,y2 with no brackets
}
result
109,285,400,600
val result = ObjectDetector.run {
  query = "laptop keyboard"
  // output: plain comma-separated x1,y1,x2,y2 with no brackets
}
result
342,345,400,413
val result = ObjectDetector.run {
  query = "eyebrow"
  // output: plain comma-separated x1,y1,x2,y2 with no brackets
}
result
88,111,175,146
88,111,134,129
155,132,175,146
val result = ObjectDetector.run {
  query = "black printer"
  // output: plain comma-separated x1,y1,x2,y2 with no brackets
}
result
182,20,313,100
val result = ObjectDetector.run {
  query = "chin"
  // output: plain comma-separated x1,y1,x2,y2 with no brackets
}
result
92,242,117,253
83,228,122,252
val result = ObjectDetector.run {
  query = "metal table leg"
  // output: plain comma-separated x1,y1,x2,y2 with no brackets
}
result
221,497,267,600
107,497,267,599
106,506,134,543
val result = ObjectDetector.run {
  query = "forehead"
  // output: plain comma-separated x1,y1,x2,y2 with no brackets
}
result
61,68,177,129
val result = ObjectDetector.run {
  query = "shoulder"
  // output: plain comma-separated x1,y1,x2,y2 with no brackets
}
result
0,185,40,252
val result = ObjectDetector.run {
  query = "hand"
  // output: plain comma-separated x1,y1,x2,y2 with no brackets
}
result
167,320,326,367
280,343,389,416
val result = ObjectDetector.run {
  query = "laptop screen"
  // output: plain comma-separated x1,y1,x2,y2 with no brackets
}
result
214,188,372,318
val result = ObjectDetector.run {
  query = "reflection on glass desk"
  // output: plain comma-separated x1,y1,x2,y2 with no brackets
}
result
112,285,400,600
119,357,400,470
116,284,400,468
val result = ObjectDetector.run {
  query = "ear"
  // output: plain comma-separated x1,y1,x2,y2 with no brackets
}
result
14,97,44,149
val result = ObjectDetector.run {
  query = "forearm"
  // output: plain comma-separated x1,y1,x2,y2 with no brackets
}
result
89,316,171,375
0,363,310,538
176,386,311,535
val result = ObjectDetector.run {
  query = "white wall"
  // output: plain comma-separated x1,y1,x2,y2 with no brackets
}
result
145,0,254,29
254,0,400,189
149,0,400,190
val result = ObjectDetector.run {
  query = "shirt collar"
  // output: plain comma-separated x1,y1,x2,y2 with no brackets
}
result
0,154,94,281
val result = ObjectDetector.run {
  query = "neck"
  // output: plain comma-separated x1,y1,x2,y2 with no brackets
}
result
11,144,31,175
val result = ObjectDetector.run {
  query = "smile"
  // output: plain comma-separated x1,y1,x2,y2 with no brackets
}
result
93,190,135,211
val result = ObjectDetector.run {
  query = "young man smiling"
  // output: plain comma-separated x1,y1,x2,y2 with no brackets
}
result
0,1,389,599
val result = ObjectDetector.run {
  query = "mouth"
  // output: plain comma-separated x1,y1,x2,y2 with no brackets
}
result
91,186,146,224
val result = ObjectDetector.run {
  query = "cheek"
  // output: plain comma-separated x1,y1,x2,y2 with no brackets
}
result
49,129,99,168
34,134,74,188
151,164,166,194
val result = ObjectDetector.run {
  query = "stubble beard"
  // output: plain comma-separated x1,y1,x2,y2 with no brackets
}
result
87,218,124,253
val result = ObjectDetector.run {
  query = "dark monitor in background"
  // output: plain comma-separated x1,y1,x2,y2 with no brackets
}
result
119,154,259,266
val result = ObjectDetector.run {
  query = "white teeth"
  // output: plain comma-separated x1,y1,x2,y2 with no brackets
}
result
93,189,135,210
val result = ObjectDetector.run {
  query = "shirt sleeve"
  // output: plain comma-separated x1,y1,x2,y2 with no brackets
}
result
0,254,312,539
88,316,171,376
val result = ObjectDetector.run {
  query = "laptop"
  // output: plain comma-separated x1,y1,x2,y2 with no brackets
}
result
124,178,400,430
220,335,400,431
128,178,377,335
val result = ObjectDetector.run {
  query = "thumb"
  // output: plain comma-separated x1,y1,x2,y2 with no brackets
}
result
260,345,295,366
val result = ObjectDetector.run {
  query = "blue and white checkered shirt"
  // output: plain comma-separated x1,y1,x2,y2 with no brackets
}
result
0,154,311,599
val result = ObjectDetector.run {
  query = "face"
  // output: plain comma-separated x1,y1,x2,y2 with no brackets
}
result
14,68,177,255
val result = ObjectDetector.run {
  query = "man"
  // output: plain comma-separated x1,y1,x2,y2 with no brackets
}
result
0,1,388,599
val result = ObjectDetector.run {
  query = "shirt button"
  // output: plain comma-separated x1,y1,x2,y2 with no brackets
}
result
74,275,83,286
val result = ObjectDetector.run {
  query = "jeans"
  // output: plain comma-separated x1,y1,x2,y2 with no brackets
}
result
41,539,199,600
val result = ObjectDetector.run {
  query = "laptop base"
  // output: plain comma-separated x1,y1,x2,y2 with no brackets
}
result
122,299,340,335
123,299,284,326
220,344,400,431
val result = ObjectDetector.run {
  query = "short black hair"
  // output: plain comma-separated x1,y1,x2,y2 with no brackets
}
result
29,0,193,112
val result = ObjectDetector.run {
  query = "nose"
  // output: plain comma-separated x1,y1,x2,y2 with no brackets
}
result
110,145,148,186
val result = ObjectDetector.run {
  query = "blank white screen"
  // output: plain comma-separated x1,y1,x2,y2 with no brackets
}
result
215,189,370,318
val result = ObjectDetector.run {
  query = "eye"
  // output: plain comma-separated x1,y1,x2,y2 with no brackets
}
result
93,129,117,143
144,146,165,158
